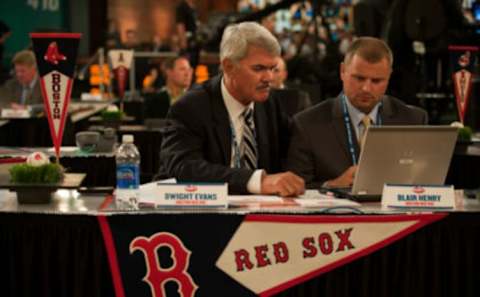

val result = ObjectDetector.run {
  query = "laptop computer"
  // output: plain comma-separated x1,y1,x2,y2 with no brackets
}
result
330,125,458,201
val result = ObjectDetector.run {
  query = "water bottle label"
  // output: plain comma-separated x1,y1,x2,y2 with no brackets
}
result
116,164,140,189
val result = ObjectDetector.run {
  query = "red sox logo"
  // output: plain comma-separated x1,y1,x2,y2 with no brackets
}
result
130,232,198,297
413,186,425,194
185,185,198,192
458,51,470,68
44,42,67,65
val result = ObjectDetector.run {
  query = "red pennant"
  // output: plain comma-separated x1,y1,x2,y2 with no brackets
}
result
30,33,81,159
114,66,128,103
448,45,478,124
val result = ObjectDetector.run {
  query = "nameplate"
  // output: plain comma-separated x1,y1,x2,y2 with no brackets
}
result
140,183,228,208
1,108,31,118
382,184,455,209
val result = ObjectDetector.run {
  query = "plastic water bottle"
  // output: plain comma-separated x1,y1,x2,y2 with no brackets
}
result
115,134,140,206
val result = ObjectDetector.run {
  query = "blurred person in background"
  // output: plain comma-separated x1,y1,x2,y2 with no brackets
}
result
271,56,288,89
121,29,143,50
0,50,42,110
271,56,312,118
143,55,192,119
176,0,200,71
105,19,121,50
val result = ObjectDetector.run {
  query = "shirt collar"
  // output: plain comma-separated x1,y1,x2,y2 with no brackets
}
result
344,95,381,127
221,77,254,121
162,86,186,104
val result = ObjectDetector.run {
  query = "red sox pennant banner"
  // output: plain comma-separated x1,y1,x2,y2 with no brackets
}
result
216,213,446,296
448,45,478,124
98,213,446,297
30,33,81,158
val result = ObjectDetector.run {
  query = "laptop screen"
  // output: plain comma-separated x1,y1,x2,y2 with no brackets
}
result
351,126,458,195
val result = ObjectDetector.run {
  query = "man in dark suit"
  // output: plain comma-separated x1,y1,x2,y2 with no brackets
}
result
143,55,192,119
0,50,43,110
160,22,305,196
287,37,428,190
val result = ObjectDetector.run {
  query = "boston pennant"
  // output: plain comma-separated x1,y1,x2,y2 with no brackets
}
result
30,33,81,158
448,45,478,123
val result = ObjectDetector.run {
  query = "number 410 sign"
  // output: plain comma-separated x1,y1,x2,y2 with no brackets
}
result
27,0,59,11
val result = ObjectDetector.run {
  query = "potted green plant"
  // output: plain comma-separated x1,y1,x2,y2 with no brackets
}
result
100,104,124,129
451,121,473,142
9,152,64,204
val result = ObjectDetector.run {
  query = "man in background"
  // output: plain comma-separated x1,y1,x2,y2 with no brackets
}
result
271,56,312,118
122,29,142,50
176,0,200,70
287,37,428,190
271,56,288,89
176,0,197,52
160,22,304,196
0,50,42,110
143,55,193,119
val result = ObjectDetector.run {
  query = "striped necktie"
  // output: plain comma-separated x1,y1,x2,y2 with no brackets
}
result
241,107,258,169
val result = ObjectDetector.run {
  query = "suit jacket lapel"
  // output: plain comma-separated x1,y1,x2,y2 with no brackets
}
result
208,76,231,165
379,96,396,124
331,96,360,163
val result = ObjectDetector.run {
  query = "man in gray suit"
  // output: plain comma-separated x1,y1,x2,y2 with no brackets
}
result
287,37,428,190
0,50,43,110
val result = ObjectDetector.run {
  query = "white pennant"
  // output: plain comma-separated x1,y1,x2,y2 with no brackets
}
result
216,214,445,296
108,49,134,70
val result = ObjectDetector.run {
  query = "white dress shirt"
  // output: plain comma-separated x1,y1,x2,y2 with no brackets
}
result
221,78,264,194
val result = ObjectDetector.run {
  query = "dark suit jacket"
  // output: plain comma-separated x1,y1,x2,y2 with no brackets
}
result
286,95,428,189
143,90,171,119
0,77,43,108
159,75,289,194
270,88,312,119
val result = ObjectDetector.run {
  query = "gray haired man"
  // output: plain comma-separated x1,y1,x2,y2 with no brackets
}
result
160,22,305,196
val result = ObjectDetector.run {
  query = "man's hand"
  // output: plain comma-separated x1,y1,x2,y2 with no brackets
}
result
325,165,358,188
261,171,305,197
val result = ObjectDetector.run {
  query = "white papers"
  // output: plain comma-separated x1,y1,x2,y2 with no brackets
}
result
228,195,284,203
228,190,361,209
137,183,361,210
295,197,360,208
296,190,361,208
139,179,177,203
299,189,336,199
1,108,31,118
